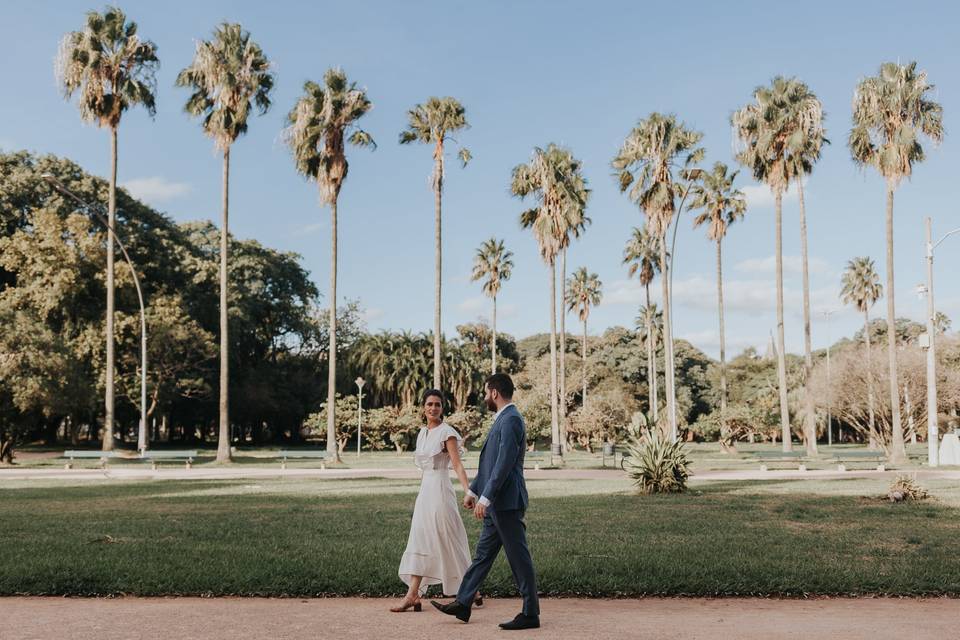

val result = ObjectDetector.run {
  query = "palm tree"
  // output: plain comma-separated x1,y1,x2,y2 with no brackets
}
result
283,68,374,463
56,7,158,451
613,113,703,442
849,61,944,463
565,268,602,407
840,257,882,448
399,97,471,389
177,23,274,463
688,162,746,443
732,77,821,452
512,144,590,463
470,238,514,373
623,225,663,421
636,303,664,416
557,218,591,451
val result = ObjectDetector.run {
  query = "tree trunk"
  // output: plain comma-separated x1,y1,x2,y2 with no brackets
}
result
549,260,562,462
433,146,443,390
216,147,231,463
327,194,341,462
559,247,568,454
716,239,729,446
865,309,878,450
644,283,657,421
660,239,677,441
885,181,906,462
491,294,497,374
798,180,818,455
582,317,588,408
774,189,792,451
103,126,118,452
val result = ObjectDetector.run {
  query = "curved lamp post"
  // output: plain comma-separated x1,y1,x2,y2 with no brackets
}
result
42,174,149,454
355,376,366,458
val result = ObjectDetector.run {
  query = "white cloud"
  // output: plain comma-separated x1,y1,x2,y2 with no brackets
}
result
681,329,757,354
458,296,487,314
741,177,807,209
362,307,384,323
120,176,191,203
295,221,325,235
735,254,831,277
0,138,15,150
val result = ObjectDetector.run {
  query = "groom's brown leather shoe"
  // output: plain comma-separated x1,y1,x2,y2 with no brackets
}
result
431,599,471,623
499,613,540,630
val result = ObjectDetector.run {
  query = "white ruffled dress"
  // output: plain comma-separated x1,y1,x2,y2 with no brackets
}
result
398,423,471,596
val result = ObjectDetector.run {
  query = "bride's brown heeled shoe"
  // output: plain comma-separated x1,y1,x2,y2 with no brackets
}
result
474,594,484,607
389,597,422,613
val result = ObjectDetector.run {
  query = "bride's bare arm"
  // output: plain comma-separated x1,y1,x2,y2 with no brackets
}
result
446,437,471,494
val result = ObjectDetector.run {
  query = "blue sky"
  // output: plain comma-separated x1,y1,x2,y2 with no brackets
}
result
2,0,958,358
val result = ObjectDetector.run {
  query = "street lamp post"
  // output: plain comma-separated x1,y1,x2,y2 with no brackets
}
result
919,217,960,468
42,174,149,454
822,309,835,446
355,377,365,458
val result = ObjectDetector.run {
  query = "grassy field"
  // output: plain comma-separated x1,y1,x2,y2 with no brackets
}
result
9,442,935,472
2,473,959,597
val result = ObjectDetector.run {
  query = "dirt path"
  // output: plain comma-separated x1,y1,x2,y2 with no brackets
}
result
5,596,954,640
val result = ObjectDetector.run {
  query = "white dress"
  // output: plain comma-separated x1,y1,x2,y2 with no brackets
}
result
398,423,471,596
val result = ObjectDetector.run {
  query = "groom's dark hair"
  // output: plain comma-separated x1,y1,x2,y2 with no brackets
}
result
485,373,514,399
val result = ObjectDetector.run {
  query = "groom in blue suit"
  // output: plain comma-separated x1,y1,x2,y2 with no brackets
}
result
432,373,540,631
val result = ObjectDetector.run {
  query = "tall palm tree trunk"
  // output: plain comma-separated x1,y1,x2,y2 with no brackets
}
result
798,181,818,455
716,239,728,443
327,195,340,462
645,283,657,421
217,147,231,463
660,240,676,441
774,190,792,452
865,309,877,449
885,181,906,462
491,295,497,374
582,317,588,408
559,248,568,453
103,127,118,451
432,152,443,390
549,261,561,462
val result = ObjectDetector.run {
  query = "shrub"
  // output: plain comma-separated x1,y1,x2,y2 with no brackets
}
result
887,475,929,502
622,425,691,494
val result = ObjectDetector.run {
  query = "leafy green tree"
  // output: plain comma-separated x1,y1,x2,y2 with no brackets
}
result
623,225,663,420
613,113,703,441
565,267,602,407
400,97,471,389
688,161,746,442
512,144,590,461
733,77,822,452
849,61,944,463
471,238,513,374
56,6,158,451
284,68,374,463
177,23,274,462
840,257,883,447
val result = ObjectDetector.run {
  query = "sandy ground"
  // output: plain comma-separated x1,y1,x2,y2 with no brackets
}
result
5,596,955,640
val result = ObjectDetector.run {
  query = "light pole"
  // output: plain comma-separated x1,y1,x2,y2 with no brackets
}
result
918,217,960,467
355,377,365,458
822,309,835,446
42,174,149,454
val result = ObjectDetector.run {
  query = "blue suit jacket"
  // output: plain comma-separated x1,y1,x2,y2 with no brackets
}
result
469,404,529,512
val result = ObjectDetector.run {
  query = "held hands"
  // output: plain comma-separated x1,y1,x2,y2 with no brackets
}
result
473,501,487,520
463,494,476,510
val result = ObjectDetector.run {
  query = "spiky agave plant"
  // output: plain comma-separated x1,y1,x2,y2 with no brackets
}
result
622,423,691,494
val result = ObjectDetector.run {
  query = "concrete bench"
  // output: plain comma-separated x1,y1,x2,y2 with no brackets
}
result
62,450,119,470
832,450,886,471
751,450,808,471
140,450,198,470
277,450,327,470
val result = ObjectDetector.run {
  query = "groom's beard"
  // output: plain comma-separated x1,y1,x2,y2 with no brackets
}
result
485,398,497,413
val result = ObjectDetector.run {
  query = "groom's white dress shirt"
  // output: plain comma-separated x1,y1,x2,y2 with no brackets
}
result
467,402,515,508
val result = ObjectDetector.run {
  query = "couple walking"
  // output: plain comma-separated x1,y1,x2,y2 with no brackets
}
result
390,373,540,631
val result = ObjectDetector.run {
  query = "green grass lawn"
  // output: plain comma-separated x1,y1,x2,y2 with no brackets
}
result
2,474,959,597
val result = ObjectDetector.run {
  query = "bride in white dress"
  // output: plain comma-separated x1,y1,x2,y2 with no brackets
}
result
391,390,480,613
